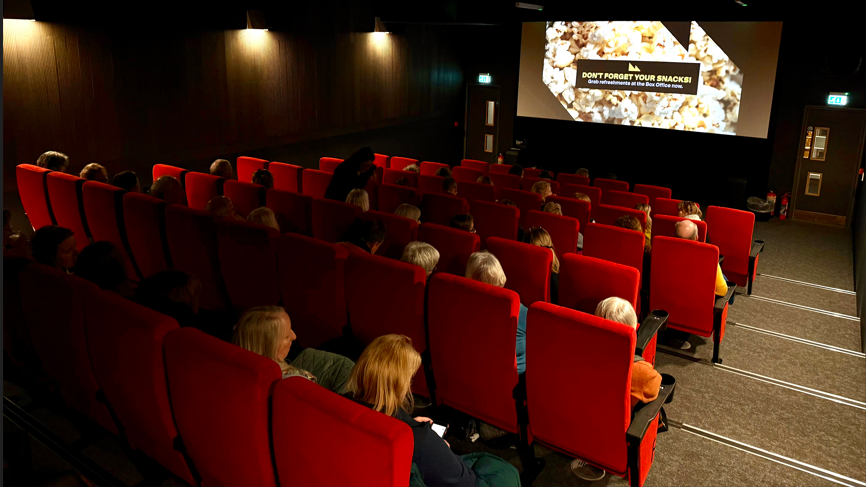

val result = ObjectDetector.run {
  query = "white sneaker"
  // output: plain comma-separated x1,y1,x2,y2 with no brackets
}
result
570,459,605,481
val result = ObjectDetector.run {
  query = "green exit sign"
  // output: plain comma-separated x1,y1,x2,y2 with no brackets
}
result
828,92,848,106
478,73,491,84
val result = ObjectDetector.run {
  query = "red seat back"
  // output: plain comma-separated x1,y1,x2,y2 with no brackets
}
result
378,184,421,215
452,166,483,183
418,223,481,275
164,205,227,310
485,237,551,306
705,206,755,284
472,201,519,243
273,377,414,487
237,156,268,183
268,162,303,193
311,199,363,243
389,156,418,170
460,159,490,175
521,177,560,195
373,153,389,170
419,193,469,226
360,211,418,260
524,168,547,178
123,193,170,278
383,168,419,188
364,178,380,211
562,183,602,212
526,303,634,476
218,220,280,312
489,164,512,174
559,254,639,315
278,233,349,349
593,178,629,194
459,181,497,206
652,197,683,218
498,188,542,228
427,274,521,433
652,214,707,243
153,164,188,186
633,184,672,212
583,223,645,278
267,189,312,236
546,196,590,236
16,164,55,230
420,161,450,176
46,172,91,251
82,181,139,279
605,190,648,209
85,292,193,484
302,169,333,199
223,180,266,218
594,204,647,230
319,157,343,173
556,173,590,186
164,328,280,487
489,173,521,193
525,211,580,255
185,172,224,210
418,175,446,194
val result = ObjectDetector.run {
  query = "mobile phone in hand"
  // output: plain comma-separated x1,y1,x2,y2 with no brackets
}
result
431,423,447,438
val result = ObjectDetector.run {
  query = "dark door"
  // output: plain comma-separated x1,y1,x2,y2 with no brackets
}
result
792,106,866,226
465,84,501,163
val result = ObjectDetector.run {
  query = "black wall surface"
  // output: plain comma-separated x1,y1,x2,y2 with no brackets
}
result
854,156,866,352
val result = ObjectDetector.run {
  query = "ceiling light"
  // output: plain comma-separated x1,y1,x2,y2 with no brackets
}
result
515,2,544,10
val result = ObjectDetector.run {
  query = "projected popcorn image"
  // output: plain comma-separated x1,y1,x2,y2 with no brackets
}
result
543,21,742,134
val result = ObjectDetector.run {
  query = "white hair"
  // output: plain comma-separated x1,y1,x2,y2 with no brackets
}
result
394,204,421,222
346,189,370,212
247,207,279,231
401,241,440,277
595,297,637,328
465,251,507,288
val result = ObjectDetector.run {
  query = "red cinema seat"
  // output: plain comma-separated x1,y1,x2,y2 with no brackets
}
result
459,181,497,207
302,169,333,199
82,181,140,279
46,172,91,251
153,164,188,187
489,173,521,193
312,199,363,243
123,193,170,278
267,189,312,236
373,153,389,170
473,201,519,243
223,180,266,219
594,177,629,194
526,303,674,487
652,214,707,243
278,233,349,349
268,162,303,193
383,168,419,188
652,198,683,218
559,254,639,315
583,223,645,281
345,253,430,396
633,184,672,212
420,161,450,176
19,266,116,433
706,206,761,293
389,156,418,170
319,157,343,173
498,188,543,228
594,204,647,231
218,220,280,312
360,211,418,260
523,168,547,179
547,196,590,236
563,184,601,212
418,223,481,275
556,173,590,186
273,377,414,487
164,328,281,487
489,164,512,174
605,190,649,209
185,172,224,210
165,205,227,311
237,156,268,183
525,211,580,255
452,166,484,183
521,178,560,195
419,175,446,194
85,292,195,484
486,237,551,306
378,184,421,215
420,193,469,226
461,159,490,175
363,178,379,212
16,164,55,230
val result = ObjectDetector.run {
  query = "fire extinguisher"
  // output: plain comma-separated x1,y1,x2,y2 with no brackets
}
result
497,153,505,164
766,190,777,216
779,192,791,220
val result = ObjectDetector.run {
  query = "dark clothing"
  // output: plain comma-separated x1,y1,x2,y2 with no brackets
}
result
324,163,375,203
550,272,559,305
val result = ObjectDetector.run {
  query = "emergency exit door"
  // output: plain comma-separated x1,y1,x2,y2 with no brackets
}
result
465,84,500,163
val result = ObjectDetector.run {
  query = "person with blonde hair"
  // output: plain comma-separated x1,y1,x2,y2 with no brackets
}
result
542,201,562,216
36,151,69,172
573,193,590,203
394,203,421,224
634,203,652,249
530,181,552,203
151,175,186,206
401,241,440,277
233,306,355,393
523,227,560,304
345,188,370,212
248,207,280,231
677,201,702,220
434,167,452,178
210,159,233,179
80,163,109,183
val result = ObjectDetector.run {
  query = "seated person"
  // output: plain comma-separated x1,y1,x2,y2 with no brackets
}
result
252,169,274,189
449,214,475,234
543,201,562,216
75,241,136,298
338,219,387,255
136,270,233,341
403,164,421,174
476,175,492,185
206,196,244,221
80,163,109,183
530,181,553,203
248,207,280,231
576,168,589,178
345,334,519,487
573,193,592,250
434,167,452,178
677,201,702,220
676,220,727,296
324,147,376,203
507,164,524,178
442,177,458,196
4,209,29,258
573,192,591,204
401,241,440,278
30,226,78,273
150,175,186,206
234,306,355,393
538,170,553,180
635,203,653,250
113,171,140,193
523,227,560,305
210,158,233,179
36,151,69,172
345,188,370,212
614,215,649,255
394,204,421,224
394,177,411,187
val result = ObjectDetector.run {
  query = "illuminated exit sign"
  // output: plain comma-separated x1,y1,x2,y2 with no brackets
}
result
828,92,848,106
478,73,492,84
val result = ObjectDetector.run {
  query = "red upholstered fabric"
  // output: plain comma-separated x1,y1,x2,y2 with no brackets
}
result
267,189,312,236
472,201,519,243
164,328,281,487
16,164,55,230
556,173,590,186
593,204,647,230
489,173,521,192
523,168,547,178
311,199,363,243
237,156,268,183
3,258,38,373
223,180,266,219
344,253,428,395
360,211,418,260
319,157,343,173
123,193,170,278
419,193,469,227
164,205,227,310
302,169,333,199
364,178,379,211
485,237,551,306
605,190,648,209
498,188,543,228
562,183,602,212
633,184,672,212
278,233,349,349
525,210,580,255
559,254,639,315
82,181,139,279
19,266,117,433
390,156,419,169
452,166,483,183
46,172,91,251
547,196,590,236
152,164,188,186
521,177,560,195
459,181,497,206
418,223,481,275
185,172,224,210
526,303,634,476
374,153,389,170
650,236,720,337
460,159,490,175
427,274,522,433
268,162,303,193
419,175,446,194
489,164,512,174
420,161,450,176
85,292,193,484
218,220,280,312
593,177,629,193
652,214,707,243
652,197,683,217
383,168,419,188
583,223,645,279
273,377,414,487
378,184,421,215
706,206,756,286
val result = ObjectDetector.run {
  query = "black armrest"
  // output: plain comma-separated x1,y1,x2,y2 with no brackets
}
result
714,284,736,312
626,374,676,443
718,255,725,266
636,310,668,357
750,240,765,258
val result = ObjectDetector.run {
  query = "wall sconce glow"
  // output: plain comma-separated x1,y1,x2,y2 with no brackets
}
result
374,17,390,34
246,10,267,30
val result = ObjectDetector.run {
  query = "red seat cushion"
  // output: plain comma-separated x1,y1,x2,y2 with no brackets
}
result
556,173,590,186
185,172,224,210
419,175,446,194
302,169,333,199
562,184,602,213
16,164,55,230
593,204,647,231
489,173,521,193
418,223,481,275
605,190,649,209
267,189,312,236
583,223,645,280
46,172,91,251
521,177,560,195
82,181,139,279
123,192,170,278
593,178,629,194
559,254,639,315
546,196,590,236
164,205,227,310
420,193,470,227
153,164,189,186
525,210,580,255
652,197,683,218
706,206,756,286
217,220,280,312
390,156,419,170
633,184,672,212
223,180,266,219
236,156,268,183
460,159,490,175
523,168,548,178
268,162,303,193
458,181,497,207
383,168,419,188
378,184,420,215
420,161,450,176
319,157,343,173
489,164,512,174
472,201,519,243
311,199,363,243
452,166,484,183
652,214,707,243
360,211,418,260
498,188,543,228
485,237,552,306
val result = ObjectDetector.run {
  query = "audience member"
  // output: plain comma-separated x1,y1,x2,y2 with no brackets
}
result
74,241,135,298
3,209,29,258
394,177,411,186
449,214,475,233
615,215,648,254
113,171,140,193
36,151,69,172
434,167,452,178
150,175,186,206
507,165,524,178
606,173,618,180
677,201,702,220
345,188,370,212
248,207,280,231
542,201,562,216
530,181,553,203
403,164,420,174
210,159,233,179
476,175,492,185
635,203,653,251
79,163,109,183
31,226,78,273
442,178,458,196
338,219,387,255
252,169,274,189
573,193,590,203
394,204,421,224
524,227,560,305
576,168,589,178
675,220,727,297
539,170,553,180
401,241,440,278
206,196,244,221
324,147,376,203
136,270,232,341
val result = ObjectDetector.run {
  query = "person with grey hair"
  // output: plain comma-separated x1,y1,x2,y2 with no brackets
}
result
394,204,421,224
150,175,186,206
80,163,109,183
675,220,728,297
210,159,233,179
36,151,69,172
400,241,440,278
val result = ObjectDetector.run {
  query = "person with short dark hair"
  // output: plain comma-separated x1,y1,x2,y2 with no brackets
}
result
434,167,452,178
538,170,553,180
324,147,376,203
31,226,78,272
80,163,109,183
442,177,457,196
394,177,411,187
36,151,69,172
338,219,387,255
449,214,475,233
210,159,233,179
252,168,274,189
476,175,492,185
507,165,524,178
75,241,135,298
113,171,140,193
151,176,186,206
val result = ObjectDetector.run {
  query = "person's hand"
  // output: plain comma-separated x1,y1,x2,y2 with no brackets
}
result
414,416,433,424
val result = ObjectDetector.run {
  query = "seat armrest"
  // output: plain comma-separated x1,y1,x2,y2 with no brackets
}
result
636,310,668,357
751,240,765,258
714,284,736,312
626,375,676,443
718,255,725,266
